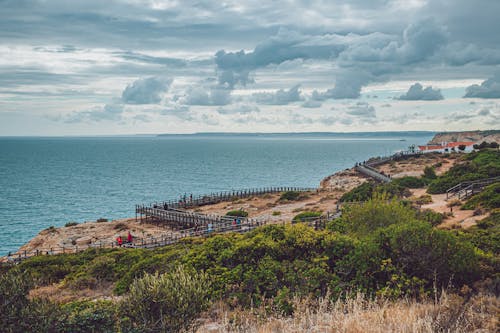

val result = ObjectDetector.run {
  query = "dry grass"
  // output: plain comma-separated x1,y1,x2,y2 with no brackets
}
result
29,281,120,303
197,292,499,333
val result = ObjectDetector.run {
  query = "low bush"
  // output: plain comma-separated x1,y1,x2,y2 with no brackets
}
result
340,182,374,202
279,191,301,201
272,211,281,216
226,209,249,217
113,222,127,230
413,194,433,205
394,176,426,188
122,266,212,333
64,222,78,227
292,211,322,222
417,209,444,226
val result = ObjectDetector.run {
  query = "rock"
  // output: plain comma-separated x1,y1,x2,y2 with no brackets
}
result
75,236,92,245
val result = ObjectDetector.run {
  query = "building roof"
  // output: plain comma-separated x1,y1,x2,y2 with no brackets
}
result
418,141,475,151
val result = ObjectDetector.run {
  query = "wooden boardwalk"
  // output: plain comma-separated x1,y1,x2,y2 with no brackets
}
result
354,151,423,183
3,186,324,264
446,176,500,200
136,187,315,228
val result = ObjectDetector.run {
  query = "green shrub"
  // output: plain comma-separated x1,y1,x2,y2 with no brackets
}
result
340,182,374,202
57,300,118,333
462,211,500,254
394,176,426,188
279,191,301,201
122,266,212,333
226,209,249,217
272,211,281,216
64,222,78,227
417,209,444,226
292,211,322,222
342,193,417,236
340,221,480,294
96,218,108,223
423,166,437,179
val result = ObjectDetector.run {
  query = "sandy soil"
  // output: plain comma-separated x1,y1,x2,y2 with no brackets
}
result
410,188,488,229
374,153,456,178
16,217,172,254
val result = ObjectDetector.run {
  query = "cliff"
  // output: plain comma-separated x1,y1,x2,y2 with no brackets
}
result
429,130,500,144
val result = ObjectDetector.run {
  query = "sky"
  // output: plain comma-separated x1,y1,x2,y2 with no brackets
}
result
1,0,500,135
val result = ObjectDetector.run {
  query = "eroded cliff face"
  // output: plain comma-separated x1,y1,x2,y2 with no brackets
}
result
429,130,500,144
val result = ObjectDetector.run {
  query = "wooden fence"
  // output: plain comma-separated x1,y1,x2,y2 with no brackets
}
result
446,176,500,200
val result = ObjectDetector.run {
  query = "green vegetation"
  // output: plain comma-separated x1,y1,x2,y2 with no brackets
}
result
473,141,499,150
292,211,322,222
279,190,307,201
122,266,211,332
339,194,416,236
3,195,493,331
272,211,281,216
340,181,410,202
2,150,499,331
225,209,249,217
393,176,426,188
427,150,500,194
64,222,78,227
416,209,444,227
462,182,500,210
461,210,500,255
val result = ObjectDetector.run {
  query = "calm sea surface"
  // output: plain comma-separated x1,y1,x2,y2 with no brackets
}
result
0,133,433,255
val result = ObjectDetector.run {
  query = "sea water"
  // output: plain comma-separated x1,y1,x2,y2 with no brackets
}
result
0,133,433,255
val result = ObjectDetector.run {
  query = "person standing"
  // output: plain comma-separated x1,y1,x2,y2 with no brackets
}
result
117,236,123,246
127,231,133,243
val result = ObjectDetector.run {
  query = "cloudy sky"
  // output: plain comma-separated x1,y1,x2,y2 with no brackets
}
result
1,0,500,135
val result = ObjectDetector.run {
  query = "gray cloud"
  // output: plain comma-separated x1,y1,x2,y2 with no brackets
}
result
252,84,302,105
398,83,444,101
215,28,345,87
64,104,124,123
450,105,500,122
464,74,500,98
346,102,376,118
121,77,172,104
182,86,232,106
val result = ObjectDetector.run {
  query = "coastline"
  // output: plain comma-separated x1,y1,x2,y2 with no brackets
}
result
8,150,488,259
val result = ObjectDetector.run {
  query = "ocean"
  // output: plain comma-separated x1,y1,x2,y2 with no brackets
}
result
0,132,433,255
